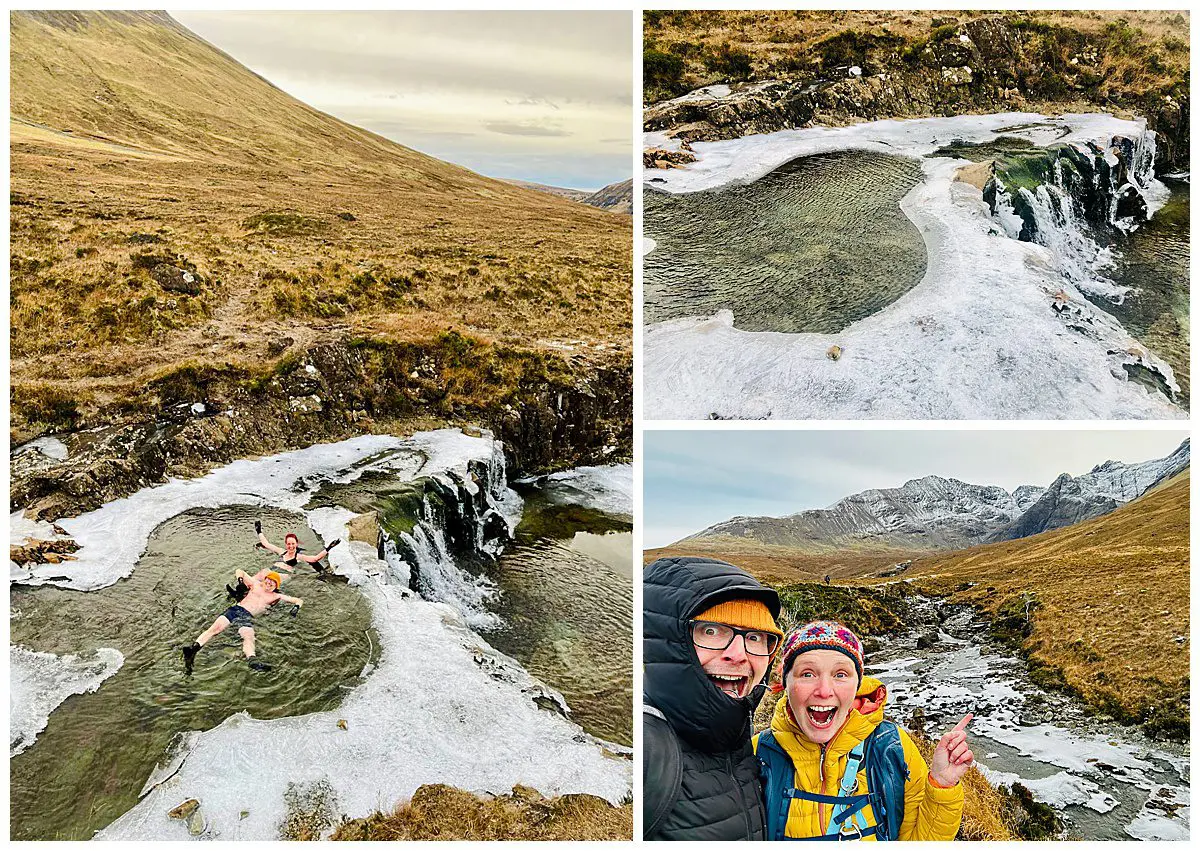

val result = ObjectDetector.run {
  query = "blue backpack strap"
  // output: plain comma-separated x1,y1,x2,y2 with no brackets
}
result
864,721,910,841
756,730,795,842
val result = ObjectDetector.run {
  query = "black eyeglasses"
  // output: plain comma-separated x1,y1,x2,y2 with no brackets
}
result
690,620,780,657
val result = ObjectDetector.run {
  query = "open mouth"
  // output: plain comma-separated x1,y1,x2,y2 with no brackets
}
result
806,705,838,728
708,673,749,699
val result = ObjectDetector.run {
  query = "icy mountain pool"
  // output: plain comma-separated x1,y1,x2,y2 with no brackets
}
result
485,484,633,747
9,505,377,841
644,150,926,333
870,600,1190,840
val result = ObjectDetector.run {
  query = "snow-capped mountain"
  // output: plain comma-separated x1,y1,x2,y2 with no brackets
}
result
685,440,1189,552
987,438,1190,542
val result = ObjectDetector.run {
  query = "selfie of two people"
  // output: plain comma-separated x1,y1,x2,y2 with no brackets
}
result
644,556,974,841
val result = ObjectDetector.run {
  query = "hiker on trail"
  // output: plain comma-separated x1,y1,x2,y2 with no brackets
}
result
754,621,971,841
230,521,340,601
643,556,784,840
183,569,303,673
824,574,831,585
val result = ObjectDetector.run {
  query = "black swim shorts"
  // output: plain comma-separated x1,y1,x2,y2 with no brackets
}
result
221,605,254,629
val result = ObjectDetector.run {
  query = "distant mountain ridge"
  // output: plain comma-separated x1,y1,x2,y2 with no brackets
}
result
505,178,632,214
684,439,1190,552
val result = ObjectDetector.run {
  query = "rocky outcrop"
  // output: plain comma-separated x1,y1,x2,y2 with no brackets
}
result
645,16,1189,173
10,339,632,519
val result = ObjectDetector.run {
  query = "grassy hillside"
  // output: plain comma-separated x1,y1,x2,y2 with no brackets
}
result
643,9,1188,104
863,470,1190,736
10,11,631,442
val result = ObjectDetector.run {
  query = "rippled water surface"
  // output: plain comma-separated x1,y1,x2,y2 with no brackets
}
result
10,505,376,840
644,150,927,332
1100,181,1191,408
485,492,633,746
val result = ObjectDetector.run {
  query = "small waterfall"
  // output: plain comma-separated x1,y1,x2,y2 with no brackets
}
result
378,452,517,629
985,130,1165,302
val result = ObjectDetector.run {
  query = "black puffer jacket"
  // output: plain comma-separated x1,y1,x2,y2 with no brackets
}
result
643,556,781,841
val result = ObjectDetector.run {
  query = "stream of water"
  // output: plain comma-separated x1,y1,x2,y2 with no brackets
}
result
1096,179,1191,408
485,476,633,747
869,596,1190,840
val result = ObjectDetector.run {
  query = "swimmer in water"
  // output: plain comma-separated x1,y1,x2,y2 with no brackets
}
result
255,522,339,574
227,522,340,601
183,569,302,673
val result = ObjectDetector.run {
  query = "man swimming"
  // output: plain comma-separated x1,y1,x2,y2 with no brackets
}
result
183,569,303,673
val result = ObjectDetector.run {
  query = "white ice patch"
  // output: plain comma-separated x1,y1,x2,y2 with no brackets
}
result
10,510,67,547
10,645,124,756
18,430,491,591
1124,785,1190,840
643,237,657,256
13,436,69,460
97,520,630,841
642,112,1182,420
534,464,633,519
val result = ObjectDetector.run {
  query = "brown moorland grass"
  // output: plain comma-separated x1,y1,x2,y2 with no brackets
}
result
10,12,631,433
643,9,1189,104
330,784,632,841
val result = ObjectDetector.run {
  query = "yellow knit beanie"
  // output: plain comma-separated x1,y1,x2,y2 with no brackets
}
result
693,598,783,637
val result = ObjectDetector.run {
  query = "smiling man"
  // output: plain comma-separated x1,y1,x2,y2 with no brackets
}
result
643,556,783,840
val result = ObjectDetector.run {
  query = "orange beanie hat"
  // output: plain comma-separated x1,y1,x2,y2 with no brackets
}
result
693,598,782,637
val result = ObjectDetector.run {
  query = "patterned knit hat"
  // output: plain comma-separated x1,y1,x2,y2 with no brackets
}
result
778,621,864,682
693,598,783,638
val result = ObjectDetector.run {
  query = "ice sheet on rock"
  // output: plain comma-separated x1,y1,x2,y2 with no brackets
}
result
532,464,632,519
976,765,1117,814
21,430,497,592
99,540,630,841
1124,785,1190,840
9,510,67,547
642,113,1183,420
643,237,657,256
10,645,124,756
13,436,69,460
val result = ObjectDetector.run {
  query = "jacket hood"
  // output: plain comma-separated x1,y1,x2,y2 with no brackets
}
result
644,556,782,753
769,675,888,757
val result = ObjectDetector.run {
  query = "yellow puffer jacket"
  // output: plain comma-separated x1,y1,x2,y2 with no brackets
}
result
751,676,964,841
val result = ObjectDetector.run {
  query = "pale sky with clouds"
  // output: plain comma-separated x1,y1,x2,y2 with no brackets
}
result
644,430,1189,548
173,11,632,190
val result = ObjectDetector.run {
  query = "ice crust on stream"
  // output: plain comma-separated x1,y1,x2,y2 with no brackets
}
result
871,605,1190,840
10,430,630,840
10,646,125,757
643,112,1184,420
528,464,633,520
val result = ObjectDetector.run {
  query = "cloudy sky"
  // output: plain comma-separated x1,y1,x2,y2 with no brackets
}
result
644,430,1189,548
174,11,632,189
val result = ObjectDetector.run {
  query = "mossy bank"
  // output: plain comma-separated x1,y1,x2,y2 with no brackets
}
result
11,334,631,519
